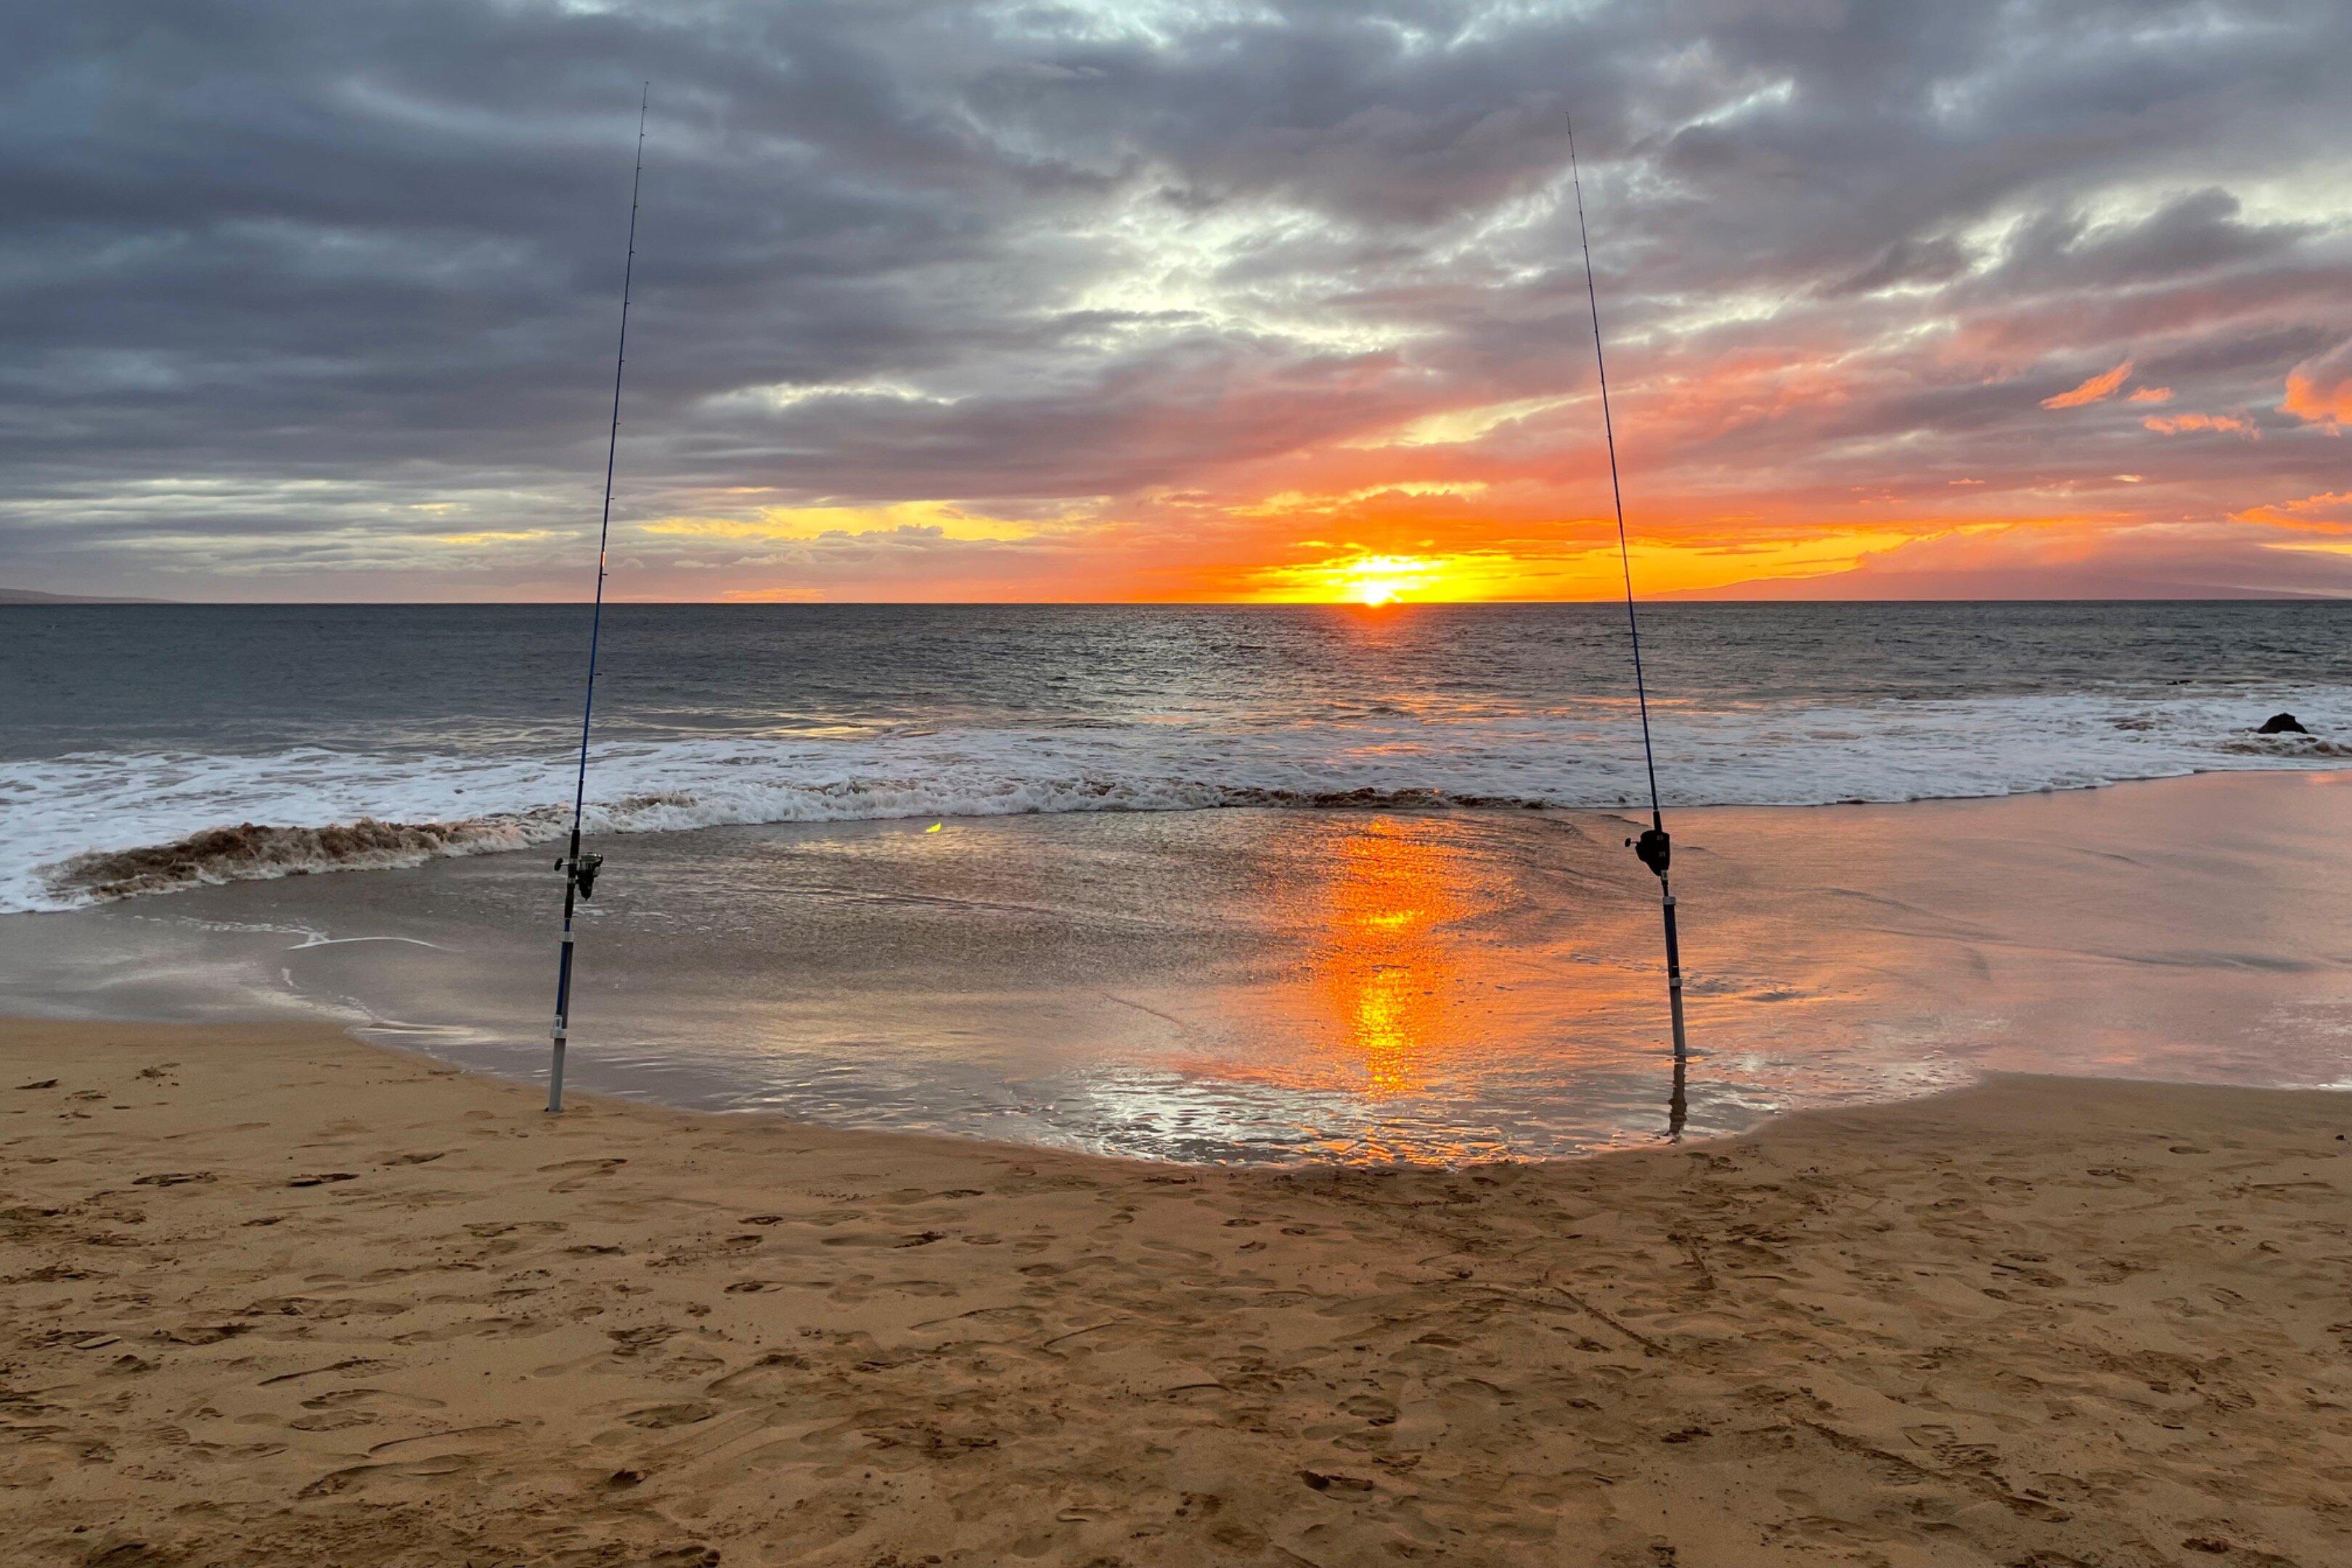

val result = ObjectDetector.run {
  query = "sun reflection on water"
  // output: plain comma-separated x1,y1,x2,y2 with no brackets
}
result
1318,817,1476,1096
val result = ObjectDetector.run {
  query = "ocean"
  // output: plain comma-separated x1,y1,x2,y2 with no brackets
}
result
6,601,2348,914
5,602,2350,1164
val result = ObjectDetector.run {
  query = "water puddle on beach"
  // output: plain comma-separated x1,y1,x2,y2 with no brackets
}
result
5,770,2350,1164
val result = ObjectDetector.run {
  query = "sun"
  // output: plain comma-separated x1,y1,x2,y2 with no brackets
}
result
1242,549,1513,604
1338,554,1434,606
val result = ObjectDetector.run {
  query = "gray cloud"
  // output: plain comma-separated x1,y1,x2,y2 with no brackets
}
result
2,0,2349,598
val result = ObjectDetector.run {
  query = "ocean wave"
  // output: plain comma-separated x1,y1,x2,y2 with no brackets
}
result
2215,732,2352,759
33,785,1552,908
9,689,2350,912
50,816,547,902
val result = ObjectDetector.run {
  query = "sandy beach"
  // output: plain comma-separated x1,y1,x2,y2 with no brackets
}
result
6,1018,2349,1566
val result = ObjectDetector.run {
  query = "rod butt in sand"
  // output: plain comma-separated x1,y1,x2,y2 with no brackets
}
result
1662,884,1688,1063
549,928,575,1113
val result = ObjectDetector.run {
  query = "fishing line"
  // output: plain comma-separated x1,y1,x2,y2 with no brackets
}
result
547,83,648,1114
1566,113,1691,1082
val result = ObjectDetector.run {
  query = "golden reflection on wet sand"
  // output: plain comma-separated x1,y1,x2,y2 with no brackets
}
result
1273,814,1676,1095
1316,817,1471,1097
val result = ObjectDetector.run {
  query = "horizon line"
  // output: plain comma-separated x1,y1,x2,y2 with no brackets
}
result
8,594,2350,608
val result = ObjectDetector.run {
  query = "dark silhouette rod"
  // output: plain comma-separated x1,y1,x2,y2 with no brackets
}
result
1566,113,1690,1074
548,84,648,1114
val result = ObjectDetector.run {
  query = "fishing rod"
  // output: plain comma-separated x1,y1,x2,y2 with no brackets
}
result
1566,114,1690,1079
547,84,648,1114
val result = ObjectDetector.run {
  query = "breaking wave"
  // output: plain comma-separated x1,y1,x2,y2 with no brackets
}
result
28,782,1556,910
51,817,545,903
10,687,2352,912
2216,733,2352,759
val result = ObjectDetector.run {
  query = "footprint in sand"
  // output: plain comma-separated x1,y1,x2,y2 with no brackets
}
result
540,1156,627,1191
465,1220,565,1238
605,1324,679,1356
301,1388,446,1412
621,1401,719,1429
703,1351,813,1397
159,1323,247,1346
297,1426,514,1498
290,1410,375,1432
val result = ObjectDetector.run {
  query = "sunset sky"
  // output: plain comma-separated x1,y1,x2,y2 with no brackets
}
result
6,0,2351,603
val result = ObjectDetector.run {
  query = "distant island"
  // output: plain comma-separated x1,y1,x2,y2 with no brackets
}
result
0,587,176,605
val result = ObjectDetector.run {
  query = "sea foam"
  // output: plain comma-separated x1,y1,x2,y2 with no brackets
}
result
10,688,2351,912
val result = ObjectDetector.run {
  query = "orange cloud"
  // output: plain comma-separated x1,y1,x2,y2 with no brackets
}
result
2041,359,2133,409
2229,491,2352,533
1649,347,1855,428
2143,412,2258,439
586,297,2337,605
2283,346,2352,431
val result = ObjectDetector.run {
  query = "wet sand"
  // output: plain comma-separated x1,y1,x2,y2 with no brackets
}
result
7,771,2352,1164
6,1017,2350,1566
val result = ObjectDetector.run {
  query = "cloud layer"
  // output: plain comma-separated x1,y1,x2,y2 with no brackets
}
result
4,0,2349,600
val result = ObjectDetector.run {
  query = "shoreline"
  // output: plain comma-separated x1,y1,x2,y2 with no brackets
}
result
12,762,2350,922
6,1016,2350,1565
12,1001,2343,1170
6,999,2340,1170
